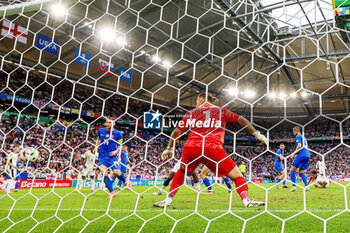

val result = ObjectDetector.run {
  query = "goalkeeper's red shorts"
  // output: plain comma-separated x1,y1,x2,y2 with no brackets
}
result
181,146,236,177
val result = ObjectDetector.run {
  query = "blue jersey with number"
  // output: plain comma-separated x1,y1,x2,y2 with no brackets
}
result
295,134,310,158
275,149,284,166
98,127,123,158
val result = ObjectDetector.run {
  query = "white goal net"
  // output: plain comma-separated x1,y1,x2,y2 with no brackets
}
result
0,0,349,232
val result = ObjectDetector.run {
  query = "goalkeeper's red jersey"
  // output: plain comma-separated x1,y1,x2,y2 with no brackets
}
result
176,104,240,149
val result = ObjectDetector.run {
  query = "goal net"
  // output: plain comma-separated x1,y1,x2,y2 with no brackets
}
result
0,0,349,232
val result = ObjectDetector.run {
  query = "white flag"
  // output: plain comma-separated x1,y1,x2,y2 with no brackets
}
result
1,20,28,44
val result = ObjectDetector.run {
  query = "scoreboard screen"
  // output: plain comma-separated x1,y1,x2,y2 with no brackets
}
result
333,0,350,8
333,0,350,42
333,0,350,16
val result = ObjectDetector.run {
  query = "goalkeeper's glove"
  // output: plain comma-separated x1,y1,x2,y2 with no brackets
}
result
254,131,268,145
161,146,173,161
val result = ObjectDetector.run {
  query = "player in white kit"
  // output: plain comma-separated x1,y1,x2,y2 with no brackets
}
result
1,144,22,194
309,170,330,189
315,158,326,176
78,150,97,192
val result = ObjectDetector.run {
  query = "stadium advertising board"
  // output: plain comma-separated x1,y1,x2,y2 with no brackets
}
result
19,180,72,189
72,180,103,188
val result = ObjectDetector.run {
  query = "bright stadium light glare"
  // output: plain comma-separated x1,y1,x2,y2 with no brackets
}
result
279,92,287,99
163,60,172,68
227,87,237,96
99,28,116,43
244,90,255,98
152,55,161,63
51,4,66,17
301,91,308,98
116,37,126,46
290,92,297,98
269,92,277,98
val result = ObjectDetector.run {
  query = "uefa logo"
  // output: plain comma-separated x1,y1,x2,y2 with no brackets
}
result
143,110,161,129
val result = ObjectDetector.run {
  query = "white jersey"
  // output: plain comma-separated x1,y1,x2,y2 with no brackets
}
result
316,161,326,175
316,175,330,188
5,152,19,173
83,151,97,168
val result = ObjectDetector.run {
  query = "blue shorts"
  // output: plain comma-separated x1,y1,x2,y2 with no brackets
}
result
274,164,284,173
292,156,310,170
98,157,121,171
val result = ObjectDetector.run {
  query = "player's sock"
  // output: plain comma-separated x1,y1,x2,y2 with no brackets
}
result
103,176,114,193
161,185,167,191
203,177,213,191
91,179,95,190
4,181,10,192
118,173,127,184
299,173,308,186
79,179,84,190
283,180,286,186
291,171,296,187
234,176,249,200
117,180,123,187
169,169,185,196
14,182,19,190
195,182,201,191
276,178,281,184
223,177,232,189
191,180,195,187
3,183,8,192
163,177,171,187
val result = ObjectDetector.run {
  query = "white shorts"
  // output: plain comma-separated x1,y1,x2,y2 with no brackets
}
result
171,161,181,174
81,168,95,177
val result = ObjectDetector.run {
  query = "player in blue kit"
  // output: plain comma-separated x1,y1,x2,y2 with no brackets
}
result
274,143,288,189
93,119,127,198
115,145,132,190
290,126,310,192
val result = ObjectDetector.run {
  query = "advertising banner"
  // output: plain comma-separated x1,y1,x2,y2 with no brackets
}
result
19,180,72,189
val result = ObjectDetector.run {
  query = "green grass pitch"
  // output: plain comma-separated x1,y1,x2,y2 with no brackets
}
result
0,182,349,233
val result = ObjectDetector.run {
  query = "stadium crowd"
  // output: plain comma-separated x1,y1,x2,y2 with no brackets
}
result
0,115,349,181
1,65,350,181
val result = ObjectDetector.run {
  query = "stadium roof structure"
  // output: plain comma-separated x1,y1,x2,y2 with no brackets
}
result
0,0,349,121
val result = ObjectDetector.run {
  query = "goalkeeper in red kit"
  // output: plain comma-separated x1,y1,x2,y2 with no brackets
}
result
153,93,268,208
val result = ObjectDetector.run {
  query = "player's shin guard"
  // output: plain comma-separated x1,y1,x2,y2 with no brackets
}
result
203,177,213,190
223,177,232,189
299,173,308,186
14,182,19,190
291,171,296,187
169,169,185,196
234,176,249,200
104,176,114,193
